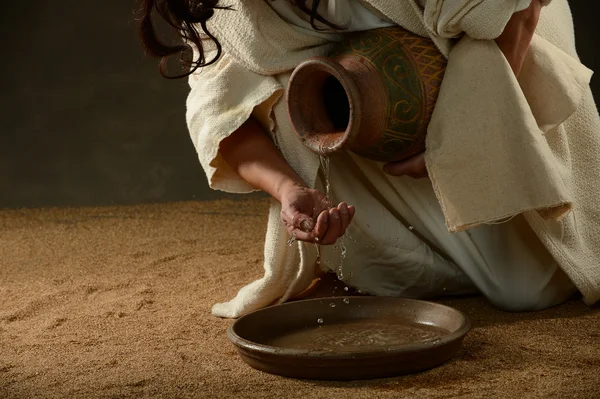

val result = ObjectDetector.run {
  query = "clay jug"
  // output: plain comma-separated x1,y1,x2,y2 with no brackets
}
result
286,27,446,162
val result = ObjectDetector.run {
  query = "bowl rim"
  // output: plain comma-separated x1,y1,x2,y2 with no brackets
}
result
227,296,472,359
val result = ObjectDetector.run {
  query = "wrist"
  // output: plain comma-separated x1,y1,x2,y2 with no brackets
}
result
273,176,307,203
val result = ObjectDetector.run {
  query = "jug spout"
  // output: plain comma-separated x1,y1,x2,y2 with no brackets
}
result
286,27,446,163
286,58,362,155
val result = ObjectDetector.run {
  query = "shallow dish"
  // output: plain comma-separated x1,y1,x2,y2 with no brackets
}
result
227,296,471,380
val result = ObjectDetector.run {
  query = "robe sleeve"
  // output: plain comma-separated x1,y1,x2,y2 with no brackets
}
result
421,0,593,232
423,0,552,40
185,49,284,193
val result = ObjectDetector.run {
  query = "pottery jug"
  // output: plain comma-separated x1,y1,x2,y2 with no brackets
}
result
286,27,446,162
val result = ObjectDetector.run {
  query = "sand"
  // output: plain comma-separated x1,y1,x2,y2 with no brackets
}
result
1,199,599,398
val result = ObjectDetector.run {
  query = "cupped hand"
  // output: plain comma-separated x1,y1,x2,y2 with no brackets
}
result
383,152,428,179
279,184,355,245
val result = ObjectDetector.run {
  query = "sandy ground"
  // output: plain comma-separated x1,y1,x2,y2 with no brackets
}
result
1,199,599,398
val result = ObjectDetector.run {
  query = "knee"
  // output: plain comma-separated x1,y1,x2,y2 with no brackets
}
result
486,285,566,312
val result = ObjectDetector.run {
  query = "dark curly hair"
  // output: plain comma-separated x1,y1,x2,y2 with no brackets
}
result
138,0,337,78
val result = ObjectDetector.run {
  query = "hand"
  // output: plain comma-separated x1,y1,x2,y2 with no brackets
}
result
383,152,428,179
495,0,542,76
279,183,355,245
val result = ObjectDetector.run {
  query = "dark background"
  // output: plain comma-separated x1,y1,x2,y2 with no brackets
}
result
0,1,598,208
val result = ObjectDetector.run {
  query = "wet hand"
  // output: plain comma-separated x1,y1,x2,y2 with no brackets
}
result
383,152,428,179
279,184,355,245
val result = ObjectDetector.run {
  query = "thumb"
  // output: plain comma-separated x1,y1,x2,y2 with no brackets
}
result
282,207,315,233
294,214,315,233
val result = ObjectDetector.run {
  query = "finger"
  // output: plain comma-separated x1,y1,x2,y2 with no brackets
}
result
290,230,312,242
321,208,342,245
383,152,428,178
295,214,315,233
384,152,426,177
284,222,314,242
348,205,356,218
280,208,315,241
281,209,313,232
313,210,329,242
338,203,351,235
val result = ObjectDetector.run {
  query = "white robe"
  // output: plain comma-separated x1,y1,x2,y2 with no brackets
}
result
184,0,599,317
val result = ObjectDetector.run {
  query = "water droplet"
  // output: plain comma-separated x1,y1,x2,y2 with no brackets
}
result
343,298,350,304
338,273,344,280
287,234,297,246
344,232,358,243
343,287,349,292
357,290,363,294
317,318,324,324
408,226,414,231
329,303,336,308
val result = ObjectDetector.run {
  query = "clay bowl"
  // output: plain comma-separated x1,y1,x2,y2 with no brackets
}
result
227,297,471,380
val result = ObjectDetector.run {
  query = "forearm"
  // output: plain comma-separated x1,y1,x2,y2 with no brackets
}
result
494,0,541,75
219,117,306,202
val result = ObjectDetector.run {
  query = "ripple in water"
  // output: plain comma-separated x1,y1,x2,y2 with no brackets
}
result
267,320,448,352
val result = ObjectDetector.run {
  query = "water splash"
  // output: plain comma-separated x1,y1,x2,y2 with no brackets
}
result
340,237,347,261
335,236,347,281
319,155,331,204
344,231,358,243
287,234,297,247
314,241,321,266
